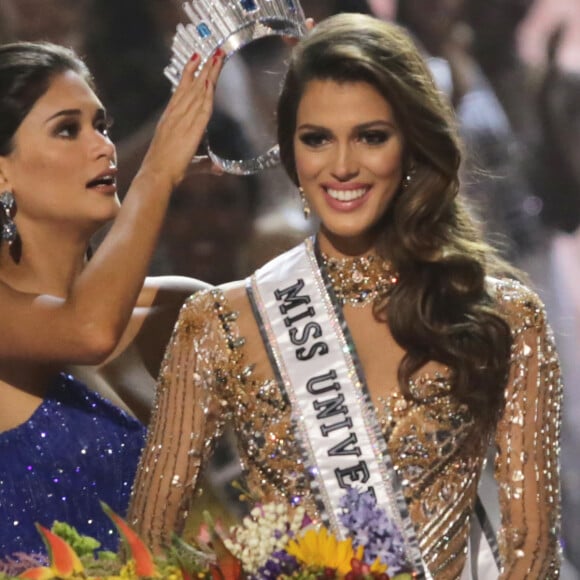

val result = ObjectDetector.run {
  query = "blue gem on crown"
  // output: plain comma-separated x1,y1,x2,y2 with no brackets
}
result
241,0,258,11
197,23,212,39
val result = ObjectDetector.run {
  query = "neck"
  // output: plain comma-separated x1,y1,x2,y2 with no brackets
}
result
317,228,380,260
0,221,90,297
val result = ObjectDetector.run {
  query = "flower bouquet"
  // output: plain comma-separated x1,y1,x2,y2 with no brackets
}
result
0,489,416,580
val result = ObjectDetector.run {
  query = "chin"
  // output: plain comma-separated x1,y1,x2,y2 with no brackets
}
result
95,198,121,220
87,205,120,230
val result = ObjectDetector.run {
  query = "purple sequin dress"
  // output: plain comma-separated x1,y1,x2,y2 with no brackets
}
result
0,373,146,557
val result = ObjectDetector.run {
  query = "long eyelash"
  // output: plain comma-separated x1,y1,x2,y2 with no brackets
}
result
360,130,390,144
54,121,79,137
299,132,329,146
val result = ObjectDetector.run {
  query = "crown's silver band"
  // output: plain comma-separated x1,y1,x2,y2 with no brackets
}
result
165,0,307,175
208,143,281,176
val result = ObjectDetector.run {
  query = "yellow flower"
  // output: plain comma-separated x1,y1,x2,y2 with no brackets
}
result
285,527,364,576
119,560,138,579
369,557,388,574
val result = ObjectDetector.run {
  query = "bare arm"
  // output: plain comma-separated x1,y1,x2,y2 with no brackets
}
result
0,55,222,365
495,285,562,577
68,275,212,423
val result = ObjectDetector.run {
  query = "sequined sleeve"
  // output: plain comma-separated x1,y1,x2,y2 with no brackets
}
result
128,290,229,550
493,280,562,578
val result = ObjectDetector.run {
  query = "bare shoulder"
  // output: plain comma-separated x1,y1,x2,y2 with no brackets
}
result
220,279,250,308
175,280,250,327
175,280,261,352
486,276,548,333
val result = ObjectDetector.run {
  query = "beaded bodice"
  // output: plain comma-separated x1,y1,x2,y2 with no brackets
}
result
0,373,146,558
130,274,562,579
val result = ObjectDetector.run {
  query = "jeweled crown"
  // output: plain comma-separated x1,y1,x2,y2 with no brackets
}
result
164,0,307,175
164,0,307,86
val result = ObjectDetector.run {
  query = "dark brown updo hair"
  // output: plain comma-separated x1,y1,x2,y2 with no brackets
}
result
0,41,93,155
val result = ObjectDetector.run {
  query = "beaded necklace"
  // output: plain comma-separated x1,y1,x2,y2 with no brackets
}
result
321,252,399,307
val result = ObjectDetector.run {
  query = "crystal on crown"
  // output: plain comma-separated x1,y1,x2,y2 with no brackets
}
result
164,0,307,87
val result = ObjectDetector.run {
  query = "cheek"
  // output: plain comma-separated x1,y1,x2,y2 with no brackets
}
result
15,150,69,190
367,147,404,182
294,145,324,182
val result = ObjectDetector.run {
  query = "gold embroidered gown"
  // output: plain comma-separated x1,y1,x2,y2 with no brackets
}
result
129,274,562,579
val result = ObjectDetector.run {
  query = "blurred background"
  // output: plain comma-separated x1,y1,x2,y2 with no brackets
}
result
2,0,579,573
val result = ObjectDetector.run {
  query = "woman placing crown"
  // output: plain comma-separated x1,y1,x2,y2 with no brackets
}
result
0,41,223,556
129,13,562,578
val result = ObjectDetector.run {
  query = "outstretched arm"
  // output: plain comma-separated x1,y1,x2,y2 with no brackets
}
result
68,275,212,423
0,54,222,365
495,287,562,578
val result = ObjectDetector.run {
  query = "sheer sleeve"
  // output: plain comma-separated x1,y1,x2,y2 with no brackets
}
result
494,283,562,578
128,290,228,551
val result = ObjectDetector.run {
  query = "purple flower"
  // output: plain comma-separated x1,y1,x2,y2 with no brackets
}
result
254,550,299,580
339,487,409,574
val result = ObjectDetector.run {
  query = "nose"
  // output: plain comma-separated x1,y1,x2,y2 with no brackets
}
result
91,130,116,165
330,142,359,181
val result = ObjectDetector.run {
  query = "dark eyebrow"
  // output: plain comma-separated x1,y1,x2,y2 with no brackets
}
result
297,120,397,131
44,107,107,124
356,120,397,131
296,123,330,132
44,109,81,124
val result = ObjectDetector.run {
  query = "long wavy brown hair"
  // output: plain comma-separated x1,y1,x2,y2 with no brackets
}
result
278,13,517,427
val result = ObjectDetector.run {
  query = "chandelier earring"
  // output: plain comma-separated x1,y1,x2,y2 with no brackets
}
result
299,186,311,219
0,190,21,264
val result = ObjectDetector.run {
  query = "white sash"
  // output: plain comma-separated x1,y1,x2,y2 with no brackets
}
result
248,239,430,578
248,239,502,579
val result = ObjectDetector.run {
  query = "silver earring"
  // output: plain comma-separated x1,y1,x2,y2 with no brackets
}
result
402,164,416,190
299,186,311,219
0,190,17,243
0,190,21,263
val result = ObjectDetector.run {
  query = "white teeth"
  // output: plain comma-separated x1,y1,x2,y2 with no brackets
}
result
326,187,368,201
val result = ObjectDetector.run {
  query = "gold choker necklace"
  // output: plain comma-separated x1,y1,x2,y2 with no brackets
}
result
321,252,399,307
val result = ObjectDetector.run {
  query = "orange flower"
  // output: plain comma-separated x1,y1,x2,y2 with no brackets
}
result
19,524,83,579
100,501,157,578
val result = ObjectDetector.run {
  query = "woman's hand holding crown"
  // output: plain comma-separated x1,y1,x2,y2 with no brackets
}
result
139,51,224,190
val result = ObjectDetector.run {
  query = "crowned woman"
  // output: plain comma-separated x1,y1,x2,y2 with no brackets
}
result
129,5,562,579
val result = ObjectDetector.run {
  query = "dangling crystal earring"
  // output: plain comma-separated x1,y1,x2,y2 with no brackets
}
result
0,190,22,263
402,164,416,191
299,186,310,219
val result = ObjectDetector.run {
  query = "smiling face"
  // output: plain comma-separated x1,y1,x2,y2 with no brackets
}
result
294,79,405,255
0,70,118,237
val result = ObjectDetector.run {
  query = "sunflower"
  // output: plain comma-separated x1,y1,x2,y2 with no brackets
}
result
285,527,364,576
